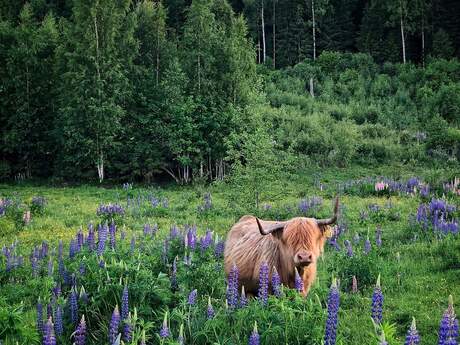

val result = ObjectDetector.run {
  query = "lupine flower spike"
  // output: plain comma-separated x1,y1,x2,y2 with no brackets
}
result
371,274,384,324
324,278,340,345
43,317,56,345
294,267,304,293
249,322,260,345
438,295,459,345
74,315,86,345
272,266,281,297
258,262,269,306
109,305,120,345
188,289,197,305
240,286,248,308
160,311,170,338
404,317,420,345
207,296,215,319
121,286,129,320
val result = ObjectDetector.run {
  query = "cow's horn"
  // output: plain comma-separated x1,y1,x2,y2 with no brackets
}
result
256,217,287,235
316,197,339,226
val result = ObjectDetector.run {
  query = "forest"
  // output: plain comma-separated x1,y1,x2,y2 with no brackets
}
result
0,0,459,184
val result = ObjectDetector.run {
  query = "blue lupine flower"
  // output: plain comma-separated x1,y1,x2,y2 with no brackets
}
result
227,263,239,309
54,305,63,336
188,289,198,305
248,322,260,345
74,315,86,345
123,314,132,342
364,238,371,254
121,286,129,320
70,288,78,324
42,317,56,345
438,295,459,345
404,318,420,345
240,286,248,308
295,267,303,293
207,297,215,319
159,312,169,338
324,279,340,345
258,262,269,306
109,222,116,250
109,305,120,344
97,224,107,256
272,267,281,297
371,275,384,324
214,240,225,258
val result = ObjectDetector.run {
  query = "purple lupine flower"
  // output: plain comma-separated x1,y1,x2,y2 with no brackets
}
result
37,299,43,334
438,295,459,345
352,275,358,293
69,239,77,258
207,297,215,319
87,224,95,251
324,279,340,345
54,305,63,336
214,240,225,258
143,224,151,236
294,267,303,293
200,229,213,252
170,257,178,291
96,203,125,218
74,315,86,345
188,289,198,305
272,267,281,297
187,226,197,250
97,224,107,256
364,238,371,255
240,286,248,308
121,286,129,320
109,222,116,250
344,240,353,257
159,312,169,338
169,225,179,239
123,314,132,342
40,241,49,259
404,318,420,345
375,226,382,247
109,305,121,344
258,262,269,306
248,322,260,345
53,283,61,298
69,288,78,324
42,317,56,345
371,275,384,324
227,263,239,309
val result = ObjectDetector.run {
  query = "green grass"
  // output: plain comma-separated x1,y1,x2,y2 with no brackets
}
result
0,165,459,344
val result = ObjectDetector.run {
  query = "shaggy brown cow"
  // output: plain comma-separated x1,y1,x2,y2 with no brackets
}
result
224,197,339,297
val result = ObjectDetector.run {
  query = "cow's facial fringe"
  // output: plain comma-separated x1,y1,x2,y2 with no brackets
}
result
282,218,325,261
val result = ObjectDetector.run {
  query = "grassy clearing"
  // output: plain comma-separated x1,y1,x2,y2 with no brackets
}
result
0,166,459,344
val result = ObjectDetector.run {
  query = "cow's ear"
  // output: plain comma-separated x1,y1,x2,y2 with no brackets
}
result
270,228,285,240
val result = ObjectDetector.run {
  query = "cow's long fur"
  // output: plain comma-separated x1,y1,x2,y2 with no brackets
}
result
224,215,329,296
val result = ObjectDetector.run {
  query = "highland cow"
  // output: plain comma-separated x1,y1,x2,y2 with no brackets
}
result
224,197,339,297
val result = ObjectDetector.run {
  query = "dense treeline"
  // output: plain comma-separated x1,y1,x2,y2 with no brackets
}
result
0,0,459,183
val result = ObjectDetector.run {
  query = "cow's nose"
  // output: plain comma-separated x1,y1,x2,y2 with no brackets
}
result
296,252,313,263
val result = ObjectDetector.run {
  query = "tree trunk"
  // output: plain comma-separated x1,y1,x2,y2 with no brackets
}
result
400,3,406,64
309,77,314,97
421,19,425,68
311,0,316,60
156,24,160,85
261,0,266,64
273,0,276,68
